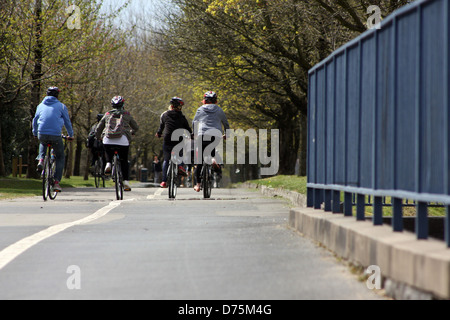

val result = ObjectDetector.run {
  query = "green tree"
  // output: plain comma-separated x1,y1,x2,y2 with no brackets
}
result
153,0,413,176
0,0,128,177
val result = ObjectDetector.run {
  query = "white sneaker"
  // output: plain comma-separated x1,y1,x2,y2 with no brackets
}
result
124,180,131,191
105,162,112,174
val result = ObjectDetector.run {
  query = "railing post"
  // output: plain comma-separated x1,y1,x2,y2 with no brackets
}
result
416,201,428,239
344,192,352,217
332,190,341,213
373,196,383,225
314,188,322,209
356,194,365,221
392,197,403,232
324,189,331,211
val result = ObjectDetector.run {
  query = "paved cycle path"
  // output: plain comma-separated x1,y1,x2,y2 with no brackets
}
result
0,186,387,300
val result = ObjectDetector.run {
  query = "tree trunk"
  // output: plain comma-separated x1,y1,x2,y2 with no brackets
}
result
277,124,299,175
73,136,83,176
27,0,43,179
0,120,6,176
64,140,73,178
84,148,90,181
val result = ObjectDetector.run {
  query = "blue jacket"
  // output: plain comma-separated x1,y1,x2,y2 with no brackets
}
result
32,96,74,137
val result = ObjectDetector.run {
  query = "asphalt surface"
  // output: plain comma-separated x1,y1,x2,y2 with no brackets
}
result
0,184,387,300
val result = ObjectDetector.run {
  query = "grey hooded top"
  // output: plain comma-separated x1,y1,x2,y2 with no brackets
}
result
192,104,230,137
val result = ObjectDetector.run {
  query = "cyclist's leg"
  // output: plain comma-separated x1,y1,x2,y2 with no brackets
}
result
118,145,130,180
103,144,114,173
92,147,100,166
37,134,51,161
48,135,64,183
161,143,173,183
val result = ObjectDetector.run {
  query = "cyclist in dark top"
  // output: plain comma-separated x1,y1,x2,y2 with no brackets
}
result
87,113,106,170
156,97,192,188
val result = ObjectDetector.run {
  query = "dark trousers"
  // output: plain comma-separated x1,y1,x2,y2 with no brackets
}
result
194,137,218,184
162,142,182,182
104,144,130,181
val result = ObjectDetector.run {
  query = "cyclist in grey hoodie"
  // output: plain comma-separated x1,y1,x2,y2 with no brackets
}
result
192,91,230,192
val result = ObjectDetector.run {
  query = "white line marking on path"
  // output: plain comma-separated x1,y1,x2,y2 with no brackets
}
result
0,200,122,271
147,188,163,199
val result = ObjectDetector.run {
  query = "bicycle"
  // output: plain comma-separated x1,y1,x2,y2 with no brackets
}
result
111,150,124,200
41,135,68,201
93,150,106,188
200,157,212,199
167,151,178,199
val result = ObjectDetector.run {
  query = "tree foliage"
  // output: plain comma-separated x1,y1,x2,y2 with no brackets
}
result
151,0,414,175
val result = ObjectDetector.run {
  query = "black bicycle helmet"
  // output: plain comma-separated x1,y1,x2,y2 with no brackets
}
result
203,91,217,103
47,86,60,98
170,97,184,108
111,96,125,109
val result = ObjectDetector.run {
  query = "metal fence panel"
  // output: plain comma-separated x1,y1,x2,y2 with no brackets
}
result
360,36,375,189
375,23,395,191
396,9,418,193
307,0,450,245
334,53,346,185
346,45,361,187
421,0,445,194
326,61,335,185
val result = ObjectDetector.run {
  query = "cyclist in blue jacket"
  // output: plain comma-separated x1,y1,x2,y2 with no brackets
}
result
32,87,74,192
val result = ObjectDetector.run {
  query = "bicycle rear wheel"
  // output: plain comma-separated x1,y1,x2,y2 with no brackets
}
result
168,161,177,199
202,164,212,199
114,156,123,200
48,159,58,200
94,158,105,188
42,156,50,201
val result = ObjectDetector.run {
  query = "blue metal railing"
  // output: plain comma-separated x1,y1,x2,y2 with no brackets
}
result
307,0,450,247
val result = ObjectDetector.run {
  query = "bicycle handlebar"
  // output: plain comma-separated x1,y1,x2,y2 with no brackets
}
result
62,135,74,141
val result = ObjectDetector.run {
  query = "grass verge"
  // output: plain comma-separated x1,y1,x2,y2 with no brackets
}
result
0,176,114,200
241,175,446,217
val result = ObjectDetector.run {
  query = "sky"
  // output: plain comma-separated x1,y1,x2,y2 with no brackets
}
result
98,0,163,28
99,0,159,17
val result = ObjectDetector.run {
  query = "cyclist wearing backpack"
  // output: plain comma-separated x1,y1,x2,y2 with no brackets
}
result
86,113,106,171
95,96,139,191
156,97,192,188
32,86,74,192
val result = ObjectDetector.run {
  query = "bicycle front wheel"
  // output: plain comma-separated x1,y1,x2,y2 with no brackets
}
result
202,164,212,199
94,159,101,188
168,161,177,199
